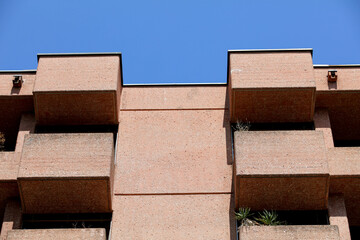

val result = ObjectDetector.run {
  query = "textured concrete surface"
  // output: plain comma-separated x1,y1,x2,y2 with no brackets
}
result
111,194,235,240
35,56,119,92
238,225,340,240
0,183,18,226
0,200,21,240
0,73,35,96
0,153,20,181
328,147,360,226
18,133,114,213
328,194,351,240
120,86,228,110
315,67,360,91
316,91,360,141
34,55,121,125
115,110,232,194
15,114,35,152
314,108,334,148
229,51,315,123
6,229,106,240
234,131,329,210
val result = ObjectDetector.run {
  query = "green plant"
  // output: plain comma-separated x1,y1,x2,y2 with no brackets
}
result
235,208,258,226
0,132,5,151
255,210,284,226
232,120,251,132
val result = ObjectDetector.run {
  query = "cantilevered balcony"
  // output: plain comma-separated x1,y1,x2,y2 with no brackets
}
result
17,133,114,213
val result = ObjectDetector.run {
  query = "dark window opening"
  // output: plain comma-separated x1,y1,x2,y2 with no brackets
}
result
22,213,112,239
334,140,360,147
350,226,360,239
35,124,118,145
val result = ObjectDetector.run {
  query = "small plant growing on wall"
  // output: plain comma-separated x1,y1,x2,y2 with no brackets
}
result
232,120,251,132
0,132,5,151
235,208,285,226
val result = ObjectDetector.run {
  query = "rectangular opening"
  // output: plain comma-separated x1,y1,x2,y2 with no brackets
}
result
22,213,112,239
334,140,360,147
350,226,360,239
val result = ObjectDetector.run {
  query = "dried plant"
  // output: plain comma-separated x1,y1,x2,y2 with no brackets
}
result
232,120,251,132
0,132,5,151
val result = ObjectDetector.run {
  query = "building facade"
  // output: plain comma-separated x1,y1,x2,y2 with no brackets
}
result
0,49,359,239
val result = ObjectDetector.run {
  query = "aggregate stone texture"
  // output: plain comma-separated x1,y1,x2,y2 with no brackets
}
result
316,91,360,141
238,226,340,240
234,131,329,210
328,195,351,240
328,147,360,226
229,51,315,122
314,108,334,148
0,73,35,96
314,67,360,91
120,86,228,110
6,228,106,240
18,133,114,213
111,194,235,240
0,152,20,181
115,110,232,194
0,182,18,226
0,200,22,240
34,55,121,125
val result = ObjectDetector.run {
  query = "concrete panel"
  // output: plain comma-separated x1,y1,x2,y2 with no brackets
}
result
0,73,35,96
18,133,114,213
111,194,235,240
328,147,360,226
0,183,18,226
34,55,121,125
314,108,334,148
0,200,22,240
315,67,360,91
0,153,20,181
120,86,228,110
328,194,351,240
6,229,106,240
238,226,340,240
115,110,232,194
234,131,329,210
229,51,315,122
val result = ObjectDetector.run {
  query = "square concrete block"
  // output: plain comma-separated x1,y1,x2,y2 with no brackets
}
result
6,229,106,240
329,147,360,225
34,54,122,125
115,110,232,194
111,194,235,240
234,131,329,210
238,226,340,240
18,133,114,213
228,50,315,122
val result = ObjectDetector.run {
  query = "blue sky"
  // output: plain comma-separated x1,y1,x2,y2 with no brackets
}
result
0,0,359,84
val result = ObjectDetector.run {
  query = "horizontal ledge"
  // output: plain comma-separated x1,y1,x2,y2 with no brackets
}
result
228,48,313,55
17,176,110,181
37,52,121,60
314,64,360,68
120,108,228,111
33,90,117,94
114,192,232,196
123,82,227,86
0,69,37,73
237,174,329,178
232,87,315,91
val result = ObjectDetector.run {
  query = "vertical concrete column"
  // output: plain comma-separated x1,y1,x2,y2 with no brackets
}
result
0,199,22,240
15,114,35,153
314,108,334,148
328,194,351,240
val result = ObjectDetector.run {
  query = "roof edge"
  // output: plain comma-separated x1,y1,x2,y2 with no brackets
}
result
37,52,122,61
0,69,37,73
228,48,313,56
314,64,360,68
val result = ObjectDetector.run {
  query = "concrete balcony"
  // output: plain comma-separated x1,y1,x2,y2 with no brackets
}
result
234,131,329,210
34,53,122,125
228,49,315,123
17,133,114,213
328,147,360,226
6,229,106,240
238,226,340,240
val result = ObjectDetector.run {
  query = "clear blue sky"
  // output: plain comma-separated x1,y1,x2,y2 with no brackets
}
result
0,0,359,84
